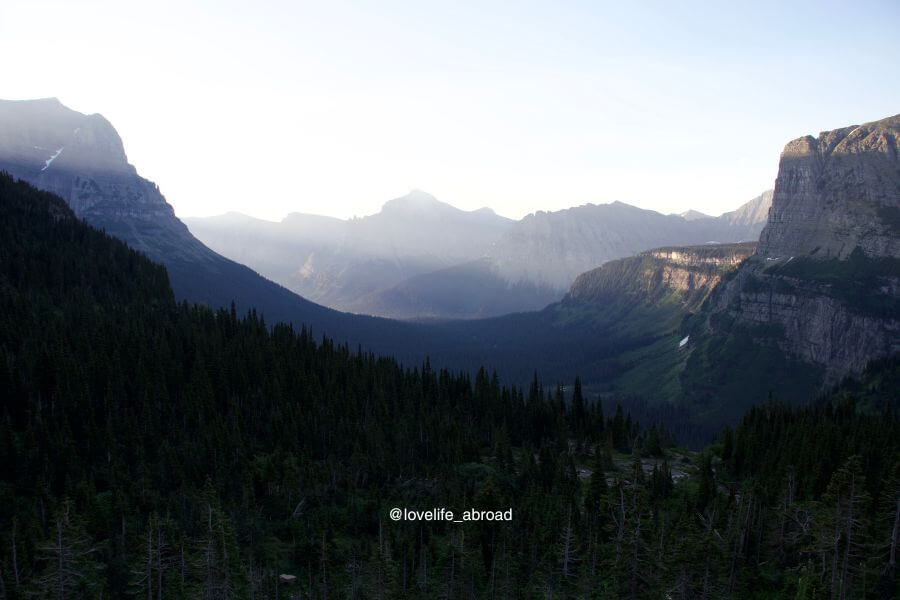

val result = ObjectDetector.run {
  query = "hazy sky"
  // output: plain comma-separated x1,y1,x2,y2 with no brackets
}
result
3,0,898,220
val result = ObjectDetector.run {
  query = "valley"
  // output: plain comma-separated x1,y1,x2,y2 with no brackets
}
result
0,99,898,599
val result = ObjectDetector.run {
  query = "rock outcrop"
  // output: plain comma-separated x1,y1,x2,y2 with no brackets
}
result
708,114,900,382
568,242,757,310
0,98,202,260
758,116,900,260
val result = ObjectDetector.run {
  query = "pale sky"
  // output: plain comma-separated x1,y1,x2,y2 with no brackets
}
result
2,0,898,220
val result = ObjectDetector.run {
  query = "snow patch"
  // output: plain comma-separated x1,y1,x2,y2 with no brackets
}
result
41,147,64,171
678,335,690,348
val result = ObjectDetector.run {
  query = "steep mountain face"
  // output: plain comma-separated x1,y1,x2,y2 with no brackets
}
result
0,98,430,356
700,114,900,386
0,98,184,251
759,121,899,259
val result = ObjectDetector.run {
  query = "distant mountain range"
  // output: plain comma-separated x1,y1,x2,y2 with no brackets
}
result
187,189,772,319
185,191,522,318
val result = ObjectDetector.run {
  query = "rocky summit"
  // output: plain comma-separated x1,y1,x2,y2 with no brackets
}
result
759,115,900,260
0,97,207,261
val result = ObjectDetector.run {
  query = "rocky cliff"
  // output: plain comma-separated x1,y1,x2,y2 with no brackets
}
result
0,98,204,260
568,242,757,310
758,116,900,260
706,114,900,382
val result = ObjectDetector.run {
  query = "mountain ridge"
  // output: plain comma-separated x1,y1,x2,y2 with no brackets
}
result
187,188,773,318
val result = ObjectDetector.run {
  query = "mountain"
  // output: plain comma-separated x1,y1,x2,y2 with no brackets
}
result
186,191,515,313
188,191,771,319
382,195,772,320
487,197,770,292
551,243,758,407
677,114,900,422
0,98,428,355
567,242,757,308
678,209,712,220
718,189,773,231
451,115,898,427
537,116,899,426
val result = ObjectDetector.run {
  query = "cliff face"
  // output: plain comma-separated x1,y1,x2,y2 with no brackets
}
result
758,115,900,260
709,264,899,378
0,98,201,260
568,242,756,310
708,114,900,382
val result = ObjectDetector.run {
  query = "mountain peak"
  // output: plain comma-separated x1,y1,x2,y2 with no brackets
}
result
380,190,449,215
0,97,133,184
679,209,712,221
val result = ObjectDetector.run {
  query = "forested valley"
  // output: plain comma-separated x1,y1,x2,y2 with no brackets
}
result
1,174,898,599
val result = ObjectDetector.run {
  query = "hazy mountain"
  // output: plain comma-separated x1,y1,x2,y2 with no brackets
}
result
0,97,431,356
487,196,771,292
717,189,774,237
186,191,514,312
678,209,712,220
188,191,771,319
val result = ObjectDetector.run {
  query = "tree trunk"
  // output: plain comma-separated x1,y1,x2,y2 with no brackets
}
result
889,497,899,582
12,516,19,587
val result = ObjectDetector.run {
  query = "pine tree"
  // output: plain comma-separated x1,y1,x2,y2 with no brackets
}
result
31,502,105,599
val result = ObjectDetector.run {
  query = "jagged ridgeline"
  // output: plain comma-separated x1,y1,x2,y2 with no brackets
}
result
2,173,898,599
